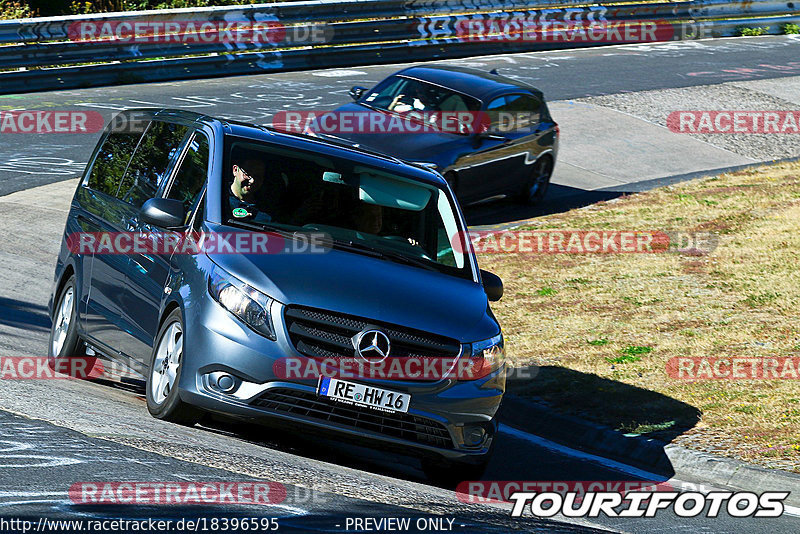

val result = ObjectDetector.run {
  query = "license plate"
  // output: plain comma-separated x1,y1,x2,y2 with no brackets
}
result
317,377,410,413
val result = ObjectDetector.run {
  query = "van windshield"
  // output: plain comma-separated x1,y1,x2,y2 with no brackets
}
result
223,135,473,280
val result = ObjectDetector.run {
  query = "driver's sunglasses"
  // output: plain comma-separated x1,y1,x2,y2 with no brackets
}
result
237,166,256,183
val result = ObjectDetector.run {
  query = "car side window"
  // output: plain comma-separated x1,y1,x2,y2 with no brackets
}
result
118,121,189,209
485,97,508,132
166,132,209,223
504,94,541,130
86,130,143,197
486,97,506,111
486,94,541,133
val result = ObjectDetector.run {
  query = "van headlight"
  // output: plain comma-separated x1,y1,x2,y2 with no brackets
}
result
463,332,504,380
208,265,275,340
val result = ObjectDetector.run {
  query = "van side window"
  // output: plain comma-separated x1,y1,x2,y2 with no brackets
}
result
167,133,209,222
86,131,142,197
118,121,189,209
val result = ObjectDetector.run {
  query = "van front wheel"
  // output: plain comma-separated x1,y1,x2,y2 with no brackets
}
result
146,309,202,425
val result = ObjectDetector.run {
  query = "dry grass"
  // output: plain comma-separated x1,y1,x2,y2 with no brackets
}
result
484,161,800,471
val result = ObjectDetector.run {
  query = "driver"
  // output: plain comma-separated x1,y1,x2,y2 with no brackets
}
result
229,157,272,224
388,83,429,114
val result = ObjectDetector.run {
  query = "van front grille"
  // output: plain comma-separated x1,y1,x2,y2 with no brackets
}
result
284,306,461,364
253,388,453,449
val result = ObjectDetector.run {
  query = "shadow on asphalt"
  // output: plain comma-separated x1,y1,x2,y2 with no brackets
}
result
502,365,701,479
192,365,698,490
0,296,51,331
463,184,625,227
507,365,701,445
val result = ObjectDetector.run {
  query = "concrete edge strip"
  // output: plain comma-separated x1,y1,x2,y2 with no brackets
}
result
596,154,800,193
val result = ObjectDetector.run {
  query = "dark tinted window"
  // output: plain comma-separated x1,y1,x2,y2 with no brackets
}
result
167,133,209,221
362,76,481,114
222,136,471,279
86,131,142,197
118,121,189,208
486,94,541,132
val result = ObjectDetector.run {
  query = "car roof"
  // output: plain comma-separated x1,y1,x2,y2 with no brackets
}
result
394,65,544,102
115,108,447,188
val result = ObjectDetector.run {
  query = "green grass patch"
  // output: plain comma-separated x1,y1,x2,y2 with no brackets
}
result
783,23,800,35
621,345,653,357
606,354,642,364
736,26,769,37
620,420,676,435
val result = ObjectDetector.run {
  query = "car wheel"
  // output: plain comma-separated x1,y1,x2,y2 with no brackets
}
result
48,275,85,366
421,454,491,487
517,156,553,206
146,308,202,425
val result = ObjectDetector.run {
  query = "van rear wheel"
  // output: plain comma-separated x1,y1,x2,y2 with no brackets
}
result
48,275,85,365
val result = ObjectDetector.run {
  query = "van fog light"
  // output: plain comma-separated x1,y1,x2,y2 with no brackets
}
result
217,374,235,392
208,371,238,394
465,425,486,446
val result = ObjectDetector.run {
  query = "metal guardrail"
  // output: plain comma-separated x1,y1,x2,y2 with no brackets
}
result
0,0,798,95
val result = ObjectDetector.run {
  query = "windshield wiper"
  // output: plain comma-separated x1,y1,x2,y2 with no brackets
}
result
331,239,437,271
225,219,300,240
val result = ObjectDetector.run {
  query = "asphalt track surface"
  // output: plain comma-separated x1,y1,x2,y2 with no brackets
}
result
1,36,800,532
2,34,800,199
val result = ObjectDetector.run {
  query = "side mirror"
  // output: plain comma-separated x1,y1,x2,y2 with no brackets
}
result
349,86,367,101
140,198,185,229
481,269,503,302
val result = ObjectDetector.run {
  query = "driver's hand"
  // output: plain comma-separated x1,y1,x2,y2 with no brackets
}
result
389,94,405,110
